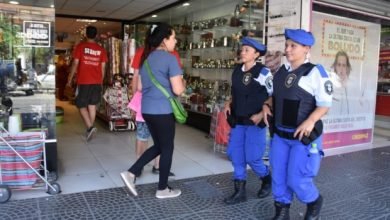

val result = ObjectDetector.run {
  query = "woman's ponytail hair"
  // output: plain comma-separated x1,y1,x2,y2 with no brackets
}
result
140,23,174,65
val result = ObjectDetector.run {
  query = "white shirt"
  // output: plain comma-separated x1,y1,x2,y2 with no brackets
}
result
284,61,333,107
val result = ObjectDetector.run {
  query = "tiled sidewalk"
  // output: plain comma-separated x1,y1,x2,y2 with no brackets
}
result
1,146,390,220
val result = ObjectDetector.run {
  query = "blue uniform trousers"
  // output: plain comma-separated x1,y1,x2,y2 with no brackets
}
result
227,125,269,180
270,132,323,204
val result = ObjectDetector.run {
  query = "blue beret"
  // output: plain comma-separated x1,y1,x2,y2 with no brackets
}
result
241,37,267,55
284,29,315,46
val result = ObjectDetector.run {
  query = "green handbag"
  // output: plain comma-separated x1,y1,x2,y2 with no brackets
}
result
144,60,188,124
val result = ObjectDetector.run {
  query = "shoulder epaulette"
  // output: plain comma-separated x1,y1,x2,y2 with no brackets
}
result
316,64,328,78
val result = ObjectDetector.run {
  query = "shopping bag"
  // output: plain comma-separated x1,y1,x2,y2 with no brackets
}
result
215,111,231,145
169,97,188,124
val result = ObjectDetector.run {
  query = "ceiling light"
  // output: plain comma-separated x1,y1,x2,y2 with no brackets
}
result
9,1,19,4
76,19,97,23
50,4,54,8
151,15,157,18
183,2,190,7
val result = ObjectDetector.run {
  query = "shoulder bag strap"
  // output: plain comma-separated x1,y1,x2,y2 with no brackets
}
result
144,60,171,99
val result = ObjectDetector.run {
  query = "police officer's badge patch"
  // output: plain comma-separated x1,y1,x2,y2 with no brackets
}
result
242,72,252,85
265,76,273,90
285,74,297,88
324,80,333,95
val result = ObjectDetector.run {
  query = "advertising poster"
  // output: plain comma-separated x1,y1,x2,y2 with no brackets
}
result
310,12,381,149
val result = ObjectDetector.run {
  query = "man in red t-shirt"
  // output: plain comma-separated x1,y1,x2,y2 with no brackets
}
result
67,26,108,141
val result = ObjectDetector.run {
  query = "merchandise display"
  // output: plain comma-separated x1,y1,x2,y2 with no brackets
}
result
96,37,136,129
168,0,265,132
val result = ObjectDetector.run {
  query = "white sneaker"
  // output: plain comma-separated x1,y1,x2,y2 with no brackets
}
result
120,171,138,196
155,187,181,199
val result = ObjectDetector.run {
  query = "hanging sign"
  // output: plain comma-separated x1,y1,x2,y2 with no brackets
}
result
23,21,51,47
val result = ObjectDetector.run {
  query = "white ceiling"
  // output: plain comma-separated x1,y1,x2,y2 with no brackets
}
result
55,0,179,38
55,0,178,20
54,17,123,38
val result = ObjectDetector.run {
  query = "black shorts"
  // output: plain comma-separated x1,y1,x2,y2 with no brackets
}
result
75,84,102,108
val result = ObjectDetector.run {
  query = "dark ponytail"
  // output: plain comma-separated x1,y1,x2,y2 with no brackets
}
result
140,23,174,66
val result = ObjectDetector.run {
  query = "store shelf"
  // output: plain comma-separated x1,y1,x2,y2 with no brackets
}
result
204,25,241,32
185,109,212,133
239,8,264,21
171,3,265,133
187,109,212,117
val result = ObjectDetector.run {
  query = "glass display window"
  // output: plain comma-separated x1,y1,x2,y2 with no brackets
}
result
0,2,56,140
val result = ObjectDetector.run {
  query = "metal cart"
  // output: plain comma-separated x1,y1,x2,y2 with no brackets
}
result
106,102,136,132
103,86,136,132
0,126,61,203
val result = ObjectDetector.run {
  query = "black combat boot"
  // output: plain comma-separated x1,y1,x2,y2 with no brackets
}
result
223,180,246,205
304,195,323,220
257,173,271,198
272,201,290,220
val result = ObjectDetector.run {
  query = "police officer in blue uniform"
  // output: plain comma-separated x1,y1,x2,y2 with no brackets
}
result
223,37,273,205
262,29,333,220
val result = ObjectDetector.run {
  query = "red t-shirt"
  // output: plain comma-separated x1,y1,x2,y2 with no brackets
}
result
73,41,108,84
131,47,182,69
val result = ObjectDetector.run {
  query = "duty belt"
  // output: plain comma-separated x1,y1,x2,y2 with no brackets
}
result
235,116,254,125
274,120,323,145
274,128,296,140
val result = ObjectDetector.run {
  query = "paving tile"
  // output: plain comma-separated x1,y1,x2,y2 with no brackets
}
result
135,196,192,220
91,204,147,220
331,198,390,219
37,193,89,216
194,205,258,220
1,146,390,220
40,209,94,220
0,199,39,220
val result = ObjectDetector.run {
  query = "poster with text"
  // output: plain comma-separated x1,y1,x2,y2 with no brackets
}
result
23,21,51,47
310,12,380,149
